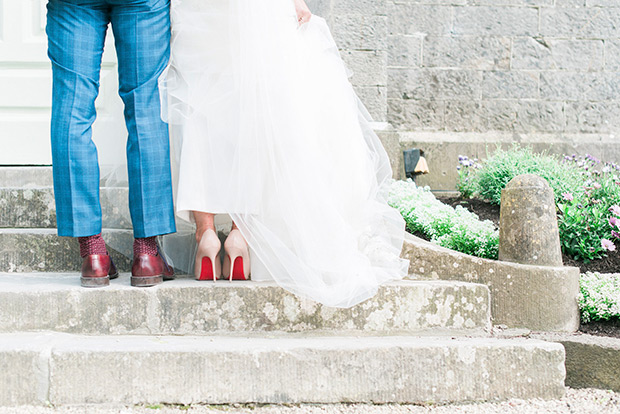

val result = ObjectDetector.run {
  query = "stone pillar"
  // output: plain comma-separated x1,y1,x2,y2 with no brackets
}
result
499,174,563,267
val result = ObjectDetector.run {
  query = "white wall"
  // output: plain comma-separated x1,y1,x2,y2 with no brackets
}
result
0,0,125,166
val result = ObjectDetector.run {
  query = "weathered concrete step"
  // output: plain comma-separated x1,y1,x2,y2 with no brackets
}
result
0,187,131,229
0,167,53,188
0,332,566,406
0,228,134,272
0,274,491,335
533,332,620,392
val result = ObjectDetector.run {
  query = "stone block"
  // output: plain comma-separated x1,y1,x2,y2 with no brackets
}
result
541,7,620,37
449,100,557,133
0,188,56,228
535,333,620,392
388,99,445,131
332,15,387,50
557,0,585,5
564,101,620,133
341,50,387,86
453,7,539,36
0,345,44,406
481,71,539,99
540,72,620,101
388,4,452,36
156,280,490,335
0,274,492,335
305,0,332,18
471,0,553,4
444,100,488,132
388,68,481,100
42,334,566,404
605,39,620,71
0,167,53,188
0,273,152,335
588,0,620,6
514,101,566,133
512,38,604,71
387,35,422,68
376,129,405,179
424,36,511,70
331,0,387,16
0,229,133,273
0,187,131,229
354,86,388,122
499,175,563,266
401,233,581,332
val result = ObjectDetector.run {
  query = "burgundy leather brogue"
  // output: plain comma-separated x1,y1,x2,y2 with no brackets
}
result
131,250,174,287
81,254,119,288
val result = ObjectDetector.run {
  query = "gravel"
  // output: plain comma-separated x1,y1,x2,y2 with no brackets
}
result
1,388,620,414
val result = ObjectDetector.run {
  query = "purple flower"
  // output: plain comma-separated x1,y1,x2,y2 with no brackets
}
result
610,216,620,228
593,182,602,189
613,230,620,239
601,238,616,252
562,192,574,201
610,205,620,216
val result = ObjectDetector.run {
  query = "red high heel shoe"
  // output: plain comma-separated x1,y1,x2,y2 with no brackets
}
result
195,229,222,281
222,229,251,281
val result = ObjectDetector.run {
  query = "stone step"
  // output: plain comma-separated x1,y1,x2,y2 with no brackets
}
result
0,274,491,336
0,332,566,406
0,187,131,229
0,166,53,188
0,228,135,272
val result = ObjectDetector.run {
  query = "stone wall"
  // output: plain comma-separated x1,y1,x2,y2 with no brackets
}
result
309,0,620,189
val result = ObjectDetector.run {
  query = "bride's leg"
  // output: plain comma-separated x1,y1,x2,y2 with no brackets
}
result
224,219,251,280
193,211,216,244
193,211,221,280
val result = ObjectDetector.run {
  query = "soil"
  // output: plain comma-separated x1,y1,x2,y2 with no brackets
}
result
437,196,620,274
579,319,620,339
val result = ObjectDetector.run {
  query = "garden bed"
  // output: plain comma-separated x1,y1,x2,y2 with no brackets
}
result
437,195,620,275
437,195,620,338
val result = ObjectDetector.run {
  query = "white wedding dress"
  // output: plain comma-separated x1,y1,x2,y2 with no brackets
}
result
160,0,409,308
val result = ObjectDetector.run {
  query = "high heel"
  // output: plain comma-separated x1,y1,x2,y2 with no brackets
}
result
195,228,222,281
222,228,251,281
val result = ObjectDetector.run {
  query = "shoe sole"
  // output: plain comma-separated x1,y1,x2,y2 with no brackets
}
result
81,276,110,288
131,275,164,287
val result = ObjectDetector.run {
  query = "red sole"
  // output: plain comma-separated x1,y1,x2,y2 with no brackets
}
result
231,256,247,280
199,256,215,280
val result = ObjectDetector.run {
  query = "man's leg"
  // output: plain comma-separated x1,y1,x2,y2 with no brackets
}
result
47,0,118,287
110,0,176,286
46,0,109,238
110,0,176,240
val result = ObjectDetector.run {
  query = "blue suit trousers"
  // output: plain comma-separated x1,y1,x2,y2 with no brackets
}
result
46,0,176,238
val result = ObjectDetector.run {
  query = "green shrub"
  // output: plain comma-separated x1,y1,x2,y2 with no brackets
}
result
457,145,583,205
388,180,498,259
579,272,620,323
458,147,620,262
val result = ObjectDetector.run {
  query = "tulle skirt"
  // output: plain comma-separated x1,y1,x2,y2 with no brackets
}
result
160,0,409,308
